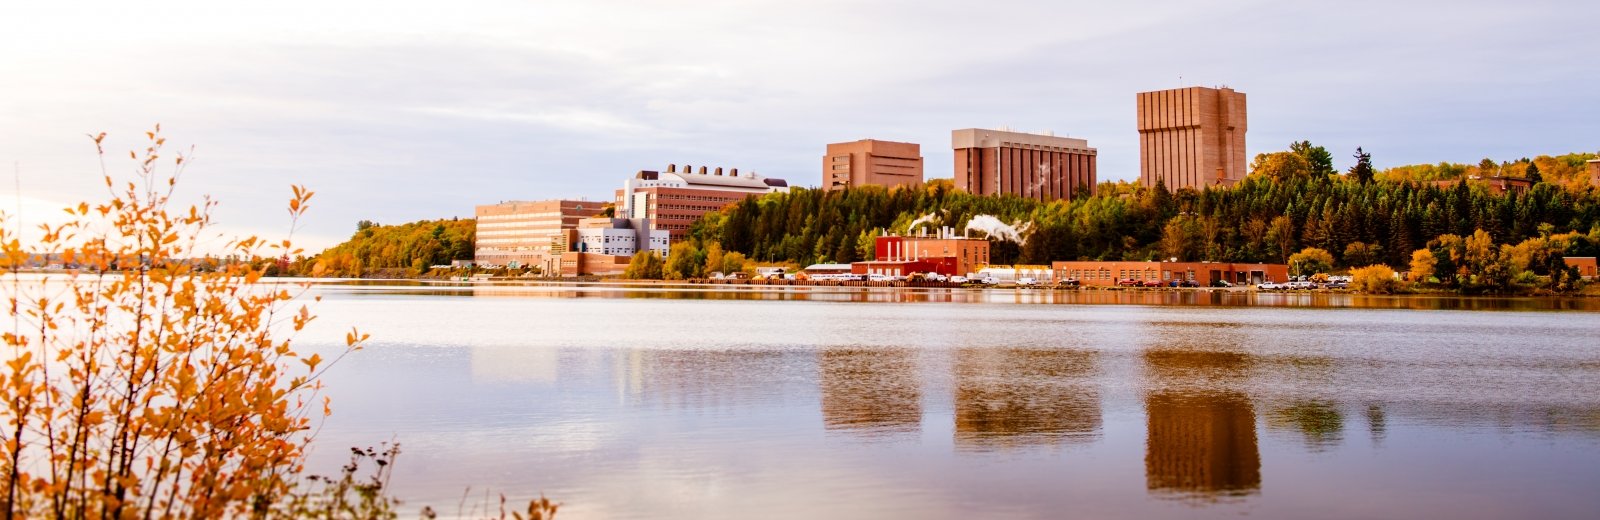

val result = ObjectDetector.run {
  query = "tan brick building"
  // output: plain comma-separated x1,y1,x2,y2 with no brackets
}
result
1588,159,1599,188
616,164,789,242
823,139,924,191
474,199,604,270
952,128,1097,201
1137,86,1248,190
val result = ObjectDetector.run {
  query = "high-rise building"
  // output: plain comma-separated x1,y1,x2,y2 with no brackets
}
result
474,199,604,269
1137,86,1248,190
1587,159,1599,188
616,164,789,242
823,139,924,191
952,128,1097,201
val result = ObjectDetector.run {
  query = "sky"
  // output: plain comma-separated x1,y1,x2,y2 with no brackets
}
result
3,0,1597,250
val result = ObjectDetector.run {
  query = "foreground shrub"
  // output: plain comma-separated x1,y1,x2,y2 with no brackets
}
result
0,128,364,517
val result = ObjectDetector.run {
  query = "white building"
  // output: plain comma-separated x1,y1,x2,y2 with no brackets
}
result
615,164,789,242
572,217,668,258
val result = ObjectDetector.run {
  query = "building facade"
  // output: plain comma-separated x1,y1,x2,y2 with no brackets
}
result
866,233,991,276
952,128,1097,201
823,139,924,191
1588,159,1599,188
474,199,605,270
1137,86,1248,190
1051,261,1288,287
567,217,669,258
616,164,789,242
1565,257,1598,280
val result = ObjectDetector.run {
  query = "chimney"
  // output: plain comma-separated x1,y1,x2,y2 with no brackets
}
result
715,167,723,176
730,168,738,176
667,164,676,173
699,166,708,175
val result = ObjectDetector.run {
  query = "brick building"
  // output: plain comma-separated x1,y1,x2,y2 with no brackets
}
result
823,139,924,191
1137,86,1248,190
616,164,789,242
1565,257,1597,279
852,232,991,277
1588,159,1599,187
952,128,1096,201
1051,261,1288,287
474,199,604,270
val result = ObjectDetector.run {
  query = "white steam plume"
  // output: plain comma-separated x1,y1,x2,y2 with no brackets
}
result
964,214,1029,245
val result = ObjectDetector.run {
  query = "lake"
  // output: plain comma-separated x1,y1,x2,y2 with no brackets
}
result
295,282,1600,519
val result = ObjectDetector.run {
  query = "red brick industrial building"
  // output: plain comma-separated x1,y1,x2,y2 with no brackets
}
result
852,233,991,277
616,164,789,242
1052,261,1288,287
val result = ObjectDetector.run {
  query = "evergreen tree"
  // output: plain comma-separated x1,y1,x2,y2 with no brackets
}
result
1526,161,1542,183
1349,147,1374,184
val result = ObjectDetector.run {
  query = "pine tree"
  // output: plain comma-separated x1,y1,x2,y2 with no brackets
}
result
1349,147,1375,184
1526,161,1542,183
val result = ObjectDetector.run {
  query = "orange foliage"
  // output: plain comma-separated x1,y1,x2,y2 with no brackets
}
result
0,128,364,517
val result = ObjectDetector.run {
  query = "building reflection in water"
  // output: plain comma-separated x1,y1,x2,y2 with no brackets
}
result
952,348,1101,450
818,347,922,436
1143,330,1261,500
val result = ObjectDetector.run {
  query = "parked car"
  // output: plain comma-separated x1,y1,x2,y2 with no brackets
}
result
950,276,969,284
1325,280,1349,289
1180,279,1200,288
1016,277,1038,286
868,273,898,282
1287,280,1316,290
980,277,1002,285
1211,280,1234,288
1141,279,1164,288
1257,281,1287,290
1118,279,1142,287
1057,278,1081,287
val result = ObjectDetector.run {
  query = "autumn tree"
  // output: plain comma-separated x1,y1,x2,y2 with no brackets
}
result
1251,152,1313,180
1,129,365,517
1288,247,1335,276
623,250,665,279
1349,264,1401,294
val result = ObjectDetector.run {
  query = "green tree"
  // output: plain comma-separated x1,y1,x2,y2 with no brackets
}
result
1343,241,1383,268
1290,140,1336,176
664,242,705,280
1526,161,1542,183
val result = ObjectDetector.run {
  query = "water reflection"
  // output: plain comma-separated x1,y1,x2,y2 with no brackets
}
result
819,347,922,436
1145,392,1261,499
1143,328,1261,500
952,348,1102,450
1265,400,1345,452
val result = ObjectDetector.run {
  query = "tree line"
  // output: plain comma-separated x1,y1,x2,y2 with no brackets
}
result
687,145,1600,276
293,218,475,277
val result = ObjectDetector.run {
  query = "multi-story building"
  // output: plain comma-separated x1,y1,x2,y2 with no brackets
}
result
1137,86,1248,190
823,139,924,191
1587,159,1599,187
567,217,669,258
616,164,789,242
851,230,991,277
474,199,604,270
952,128,1096,201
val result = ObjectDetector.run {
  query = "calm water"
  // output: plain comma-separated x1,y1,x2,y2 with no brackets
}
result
296,283,1600,519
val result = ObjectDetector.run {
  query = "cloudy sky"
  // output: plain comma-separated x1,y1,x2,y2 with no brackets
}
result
3,0,1597,249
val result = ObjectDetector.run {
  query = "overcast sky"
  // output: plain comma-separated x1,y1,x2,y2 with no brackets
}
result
3,0,1597,250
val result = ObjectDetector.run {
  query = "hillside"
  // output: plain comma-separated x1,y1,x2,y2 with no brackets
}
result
300,218,475,277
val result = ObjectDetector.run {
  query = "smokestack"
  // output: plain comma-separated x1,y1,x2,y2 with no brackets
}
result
731,168,739,176
667,164,676,173
699,166,708,175
715,167,723,176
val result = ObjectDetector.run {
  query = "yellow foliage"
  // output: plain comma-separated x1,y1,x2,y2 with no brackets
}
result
1350,264,1401,294
0,128,363,517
